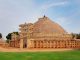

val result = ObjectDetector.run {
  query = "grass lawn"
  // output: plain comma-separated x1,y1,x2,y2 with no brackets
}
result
0,50,80,60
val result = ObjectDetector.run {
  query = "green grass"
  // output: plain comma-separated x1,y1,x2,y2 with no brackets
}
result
0,50,80,60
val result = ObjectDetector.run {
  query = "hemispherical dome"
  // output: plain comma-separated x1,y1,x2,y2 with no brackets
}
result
33,16,67,33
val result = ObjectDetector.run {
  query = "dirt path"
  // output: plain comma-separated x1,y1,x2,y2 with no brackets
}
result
0,47,73,52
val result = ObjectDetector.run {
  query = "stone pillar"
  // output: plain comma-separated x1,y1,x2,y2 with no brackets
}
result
36,41,38,48
40,41,41,48
27,39,34,48
20,38,23,49
50,41,51,48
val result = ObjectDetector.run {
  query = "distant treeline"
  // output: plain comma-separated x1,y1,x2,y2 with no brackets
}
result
71,33,80,39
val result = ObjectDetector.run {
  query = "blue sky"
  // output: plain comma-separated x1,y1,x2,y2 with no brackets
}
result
0,0,80,39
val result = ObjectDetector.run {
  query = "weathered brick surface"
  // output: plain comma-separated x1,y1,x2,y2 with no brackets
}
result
9,16,80,49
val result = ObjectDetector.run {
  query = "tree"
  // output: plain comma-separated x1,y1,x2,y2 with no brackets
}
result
0,33,2,39
77,33,80,39
6,32,19,43
6,33,12,43
6,33,12,40
71,33,80,39
13,32,19,35
71,33,75,38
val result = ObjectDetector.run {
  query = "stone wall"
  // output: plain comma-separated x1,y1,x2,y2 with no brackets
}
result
28,39,80,49
9,40,20,48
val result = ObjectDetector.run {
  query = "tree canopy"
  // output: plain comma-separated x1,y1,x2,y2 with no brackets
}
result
71,33,80,39
0,33,2,39
6,32,19,43
76,33,80,39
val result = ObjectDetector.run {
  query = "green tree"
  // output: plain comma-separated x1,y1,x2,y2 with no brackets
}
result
71,33,76,38
13,32,19,35
6,32,19,43
0,33,2,39
71,33,80,39
6,33,12,43
77,33,80,39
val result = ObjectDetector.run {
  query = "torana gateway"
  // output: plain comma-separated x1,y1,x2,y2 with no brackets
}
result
9,16,80,49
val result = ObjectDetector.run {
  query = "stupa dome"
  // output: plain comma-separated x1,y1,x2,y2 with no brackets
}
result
33,16,67,33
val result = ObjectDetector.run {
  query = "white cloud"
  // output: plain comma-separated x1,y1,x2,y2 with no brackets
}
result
54,17,72,33
42,1,69,10
0,0,36,39
54,17,71,26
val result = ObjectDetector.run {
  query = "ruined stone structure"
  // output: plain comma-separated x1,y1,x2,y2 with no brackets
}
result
9,33,20,48
9,16,80,49
0,38,8,47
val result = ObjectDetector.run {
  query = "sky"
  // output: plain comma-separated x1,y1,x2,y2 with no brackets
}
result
0,0,80,39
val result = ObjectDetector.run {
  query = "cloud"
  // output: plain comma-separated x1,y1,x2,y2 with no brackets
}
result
54,17,72,33
55,17,71,25
0,0,36,39
42,1,69,10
